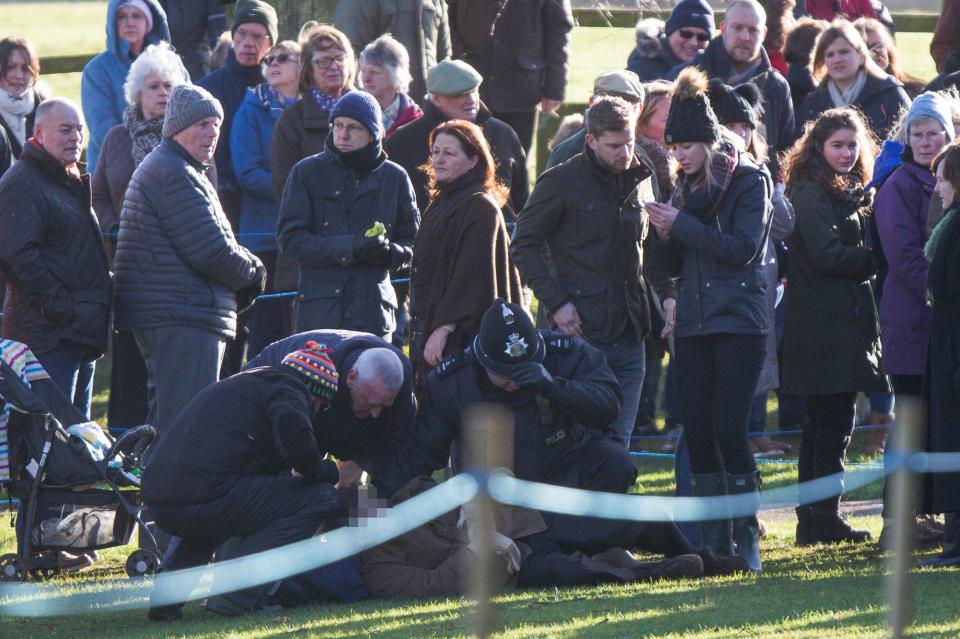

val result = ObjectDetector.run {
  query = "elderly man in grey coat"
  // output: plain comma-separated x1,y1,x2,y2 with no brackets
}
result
114,83,265,438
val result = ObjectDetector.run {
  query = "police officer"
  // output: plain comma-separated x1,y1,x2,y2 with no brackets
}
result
410,298,635,493
398,299,748,580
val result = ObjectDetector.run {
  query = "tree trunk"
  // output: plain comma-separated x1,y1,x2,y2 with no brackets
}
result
230,0,339,42
268,0,339,42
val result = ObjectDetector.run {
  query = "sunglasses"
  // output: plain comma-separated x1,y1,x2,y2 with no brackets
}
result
678,29,711,42
264,52,296,66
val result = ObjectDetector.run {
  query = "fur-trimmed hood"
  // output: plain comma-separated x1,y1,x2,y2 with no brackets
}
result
634,18,666,56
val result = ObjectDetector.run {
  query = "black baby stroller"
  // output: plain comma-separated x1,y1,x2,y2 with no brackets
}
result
0,339,159,581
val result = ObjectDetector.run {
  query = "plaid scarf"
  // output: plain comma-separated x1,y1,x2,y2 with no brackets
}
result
671,139,739,223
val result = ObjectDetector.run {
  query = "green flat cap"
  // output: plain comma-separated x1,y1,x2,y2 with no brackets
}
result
427,60,482,96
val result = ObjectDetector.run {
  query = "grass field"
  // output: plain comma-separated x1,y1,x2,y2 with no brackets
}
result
0,3,954,637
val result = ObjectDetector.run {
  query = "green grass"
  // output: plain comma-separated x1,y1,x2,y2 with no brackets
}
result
0,3,947,636
3,517,959,638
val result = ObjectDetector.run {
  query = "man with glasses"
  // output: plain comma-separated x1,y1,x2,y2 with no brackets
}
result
197,0,276,232
670,0,795,179
628,0,713,82
385,59,527,221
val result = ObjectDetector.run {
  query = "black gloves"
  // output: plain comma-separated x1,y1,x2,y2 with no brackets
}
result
236,261,268,314
509,362,555,392
353,234,392,267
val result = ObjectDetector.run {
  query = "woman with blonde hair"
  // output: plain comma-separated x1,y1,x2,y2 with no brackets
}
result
646,68,774,571
780,108,888,545
409,119,522,386
271,24,355,201
796,20,910,140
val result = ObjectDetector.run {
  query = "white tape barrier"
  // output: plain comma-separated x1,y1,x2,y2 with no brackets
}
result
0,474,478,617
489,451,960,523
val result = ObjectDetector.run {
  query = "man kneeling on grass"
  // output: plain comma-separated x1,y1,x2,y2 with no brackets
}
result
143,342,341,620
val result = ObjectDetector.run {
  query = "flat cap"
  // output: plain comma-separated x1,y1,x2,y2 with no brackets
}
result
593,70,645,103
427,60,482,96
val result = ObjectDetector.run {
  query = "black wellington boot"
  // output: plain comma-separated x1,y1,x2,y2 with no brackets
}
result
727,471,762,572
691,472,735,556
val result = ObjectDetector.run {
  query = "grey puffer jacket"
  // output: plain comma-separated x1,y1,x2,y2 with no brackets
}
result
114,138,261,338
659,153,774,338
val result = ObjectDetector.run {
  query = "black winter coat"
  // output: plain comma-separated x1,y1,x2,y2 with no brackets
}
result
921,207,960,514
141,366,335,506
511,149,675,345
385,99,528,219
627,31,683,82
673,39,796,179
114,138,261,338
796,73,910,141
277,144,419,337
660,154,774,338
786,64,816,114
246,330,418,497
448,0,573,112
780,179,889,395
398,332,623,486
0,142,111,355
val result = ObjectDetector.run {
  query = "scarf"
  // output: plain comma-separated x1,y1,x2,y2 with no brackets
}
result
727,57,763,86
925,204,957,263
671,139,739,223
0,87,34,145
382,94,401,132
326,132,384,179
310,87,341,114
828,70,867,108
123,105,163,166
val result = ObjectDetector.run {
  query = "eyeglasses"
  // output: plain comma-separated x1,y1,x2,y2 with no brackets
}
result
332,121,367,136
677,29,711,42
312,54,348,69
264,52,295,66
235,27,269,44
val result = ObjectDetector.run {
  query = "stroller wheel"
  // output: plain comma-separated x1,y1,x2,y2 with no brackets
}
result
29,564,60,581
0,554,27,582
126,549,160,578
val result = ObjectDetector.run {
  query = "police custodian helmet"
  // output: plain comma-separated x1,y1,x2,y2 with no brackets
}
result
472,299,546,377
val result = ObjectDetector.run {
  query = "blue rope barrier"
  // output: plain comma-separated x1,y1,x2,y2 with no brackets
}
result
254,278,410,301
0,474,478,617
631,422,891,441
629,450,884,468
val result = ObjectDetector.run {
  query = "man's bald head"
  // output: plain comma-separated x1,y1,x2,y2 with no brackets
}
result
722,0,768,71
34,98,84,166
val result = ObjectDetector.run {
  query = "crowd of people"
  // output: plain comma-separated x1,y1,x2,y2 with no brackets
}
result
1,0,960,620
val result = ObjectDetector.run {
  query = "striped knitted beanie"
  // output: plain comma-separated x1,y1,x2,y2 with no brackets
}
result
282,341,339,403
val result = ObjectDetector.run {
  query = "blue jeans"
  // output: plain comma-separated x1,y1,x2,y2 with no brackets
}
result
592,338,646,449
36,340,97,419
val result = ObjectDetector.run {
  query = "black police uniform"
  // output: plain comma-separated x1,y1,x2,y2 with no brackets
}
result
405,330,637,493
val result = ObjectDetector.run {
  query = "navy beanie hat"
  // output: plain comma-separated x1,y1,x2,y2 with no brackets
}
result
707,79,763,129
330,91,384,140
665,0,715,36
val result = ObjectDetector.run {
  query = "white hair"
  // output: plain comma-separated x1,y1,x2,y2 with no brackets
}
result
360,34,412,95
124,42,187,108
353,348,404,392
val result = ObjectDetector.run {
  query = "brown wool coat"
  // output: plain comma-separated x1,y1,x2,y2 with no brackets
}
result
270,93,330,203
358,477,546,599
410,175,523,359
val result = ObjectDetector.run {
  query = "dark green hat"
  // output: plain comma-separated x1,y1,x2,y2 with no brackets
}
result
427,60,482,96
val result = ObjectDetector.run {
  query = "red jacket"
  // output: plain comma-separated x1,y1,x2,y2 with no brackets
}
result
805,0,875,20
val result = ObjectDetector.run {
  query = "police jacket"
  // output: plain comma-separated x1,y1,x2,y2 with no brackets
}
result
395,331,623,486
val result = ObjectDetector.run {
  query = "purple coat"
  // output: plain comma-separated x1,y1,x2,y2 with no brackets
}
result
875,161,934,376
